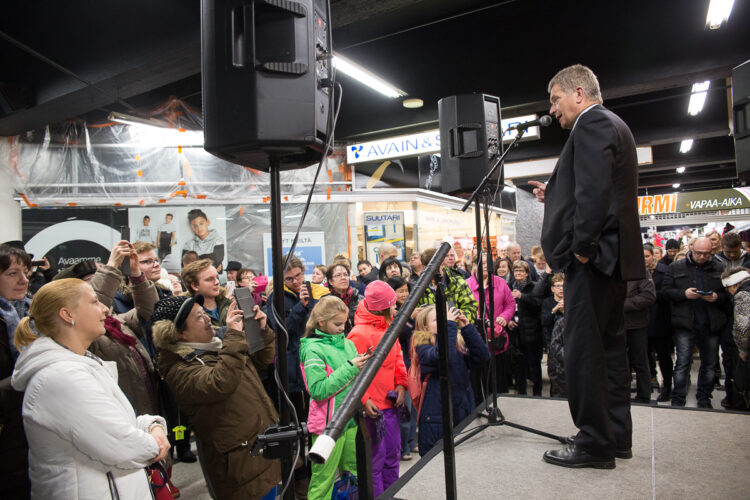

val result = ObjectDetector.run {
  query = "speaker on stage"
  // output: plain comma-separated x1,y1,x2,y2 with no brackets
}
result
733,59,750,175
201,0,331,170
438,94,502,194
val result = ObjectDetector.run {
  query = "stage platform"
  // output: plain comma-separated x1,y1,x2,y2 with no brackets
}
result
384,395,750,500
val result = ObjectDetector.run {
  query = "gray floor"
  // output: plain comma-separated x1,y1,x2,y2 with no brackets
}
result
170,356,745,499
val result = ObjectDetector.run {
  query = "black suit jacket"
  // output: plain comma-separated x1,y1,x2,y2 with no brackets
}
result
541,104,645,281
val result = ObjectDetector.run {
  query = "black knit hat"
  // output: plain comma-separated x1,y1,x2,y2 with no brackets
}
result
665,239,680,250
152,294,205,330
226,261,242,272
53,260,98,281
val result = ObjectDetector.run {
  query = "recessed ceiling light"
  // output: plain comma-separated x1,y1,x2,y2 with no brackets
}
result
402,98,423,109
680,139,694,153
688,81,710,115
706,0,734,29
676,166,686,173
672,183,681,188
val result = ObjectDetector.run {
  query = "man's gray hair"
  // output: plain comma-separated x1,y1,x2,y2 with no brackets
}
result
548,64,602,103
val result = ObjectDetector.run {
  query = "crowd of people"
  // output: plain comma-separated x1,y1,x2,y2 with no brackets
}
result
2,227,750,498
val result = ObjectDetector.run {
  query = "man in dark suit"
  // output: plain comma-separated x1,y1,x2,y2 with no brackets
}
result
529,64,646,469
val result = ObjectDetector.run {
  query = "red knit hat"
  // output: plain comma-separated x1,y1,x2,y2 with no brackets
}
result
364,280,397,311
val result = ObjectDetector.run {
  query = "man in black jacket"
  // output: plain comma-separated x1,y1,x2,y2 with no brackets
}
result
531,64,646,469
662,237,728,408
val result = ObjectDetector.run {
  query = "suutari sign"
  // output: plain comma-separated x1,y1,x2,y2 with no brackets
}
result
639,188,750,215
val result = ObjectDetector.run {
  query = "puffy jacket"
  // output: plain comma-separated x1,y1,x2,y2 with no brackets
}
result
266,283,329,393
155,327,280,500
300,331,360,434
662,253,728,333
414,322,489,453
623,278,656,330
89,265,160,415
466,273,515,355
647,261,673,338
11,337,163,500
347,302,408,409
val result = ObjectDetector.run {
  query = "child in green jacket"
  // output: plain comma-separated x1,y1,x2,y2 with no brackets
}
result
300,296,370,500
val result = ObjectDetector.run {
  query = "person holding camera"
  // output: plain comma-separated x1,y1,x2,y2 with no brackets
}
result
662,237,728,408
153,294,280,499
12,279,169,499
507,260,543,396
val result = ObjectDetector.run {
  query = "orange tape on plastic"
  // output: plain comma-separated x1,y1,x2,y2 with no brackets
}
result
262,196,270,203
327,169,333,182
338,163,344,174
139,199,145,205
177,145,183,154
197,194,207,199
19,193,37,208
67,202,77,207
183,158,193,178
327,186,331,200
178,180,186,186
239,207,245,216
175,190,187,197
137,170,143,177
158,199,167,204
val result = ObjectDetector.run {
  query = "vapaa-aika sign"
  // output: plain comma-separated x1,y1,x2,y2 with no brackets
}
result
347,115,541,164
639,187,750,215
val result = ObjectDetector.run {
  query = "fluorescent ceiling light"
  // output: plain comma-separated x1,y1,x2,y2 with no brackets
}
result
680,139,694,153
108,111,171,129
402,98,423,109
333,53,406,99
676,166,686,173
706,0,734,29
108,111,204,147
688,81,710,115
672,183,681,188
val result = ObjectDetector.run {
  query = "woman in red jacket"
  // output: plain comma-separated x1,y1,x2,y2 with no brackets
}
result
347,281,407,497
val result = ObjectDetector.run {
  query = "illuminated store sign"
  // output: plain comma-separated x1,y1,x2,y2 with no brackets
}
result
347,114,542,164
638,187,750,215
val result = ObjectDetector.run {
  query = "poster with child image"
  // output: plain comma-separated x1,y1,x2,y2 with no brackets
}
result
127,206,228,272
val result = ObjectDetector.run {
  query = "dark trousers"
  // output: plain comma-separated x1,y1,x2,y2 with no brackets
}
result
648,336,674,392
720,328,738,405
563,259,631,459
519,340,543,396
626,327,651,401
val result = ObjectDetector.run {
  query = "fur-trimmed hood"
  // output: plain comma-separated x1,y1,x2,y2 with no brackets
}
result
411,330,433,348
152,319,195,358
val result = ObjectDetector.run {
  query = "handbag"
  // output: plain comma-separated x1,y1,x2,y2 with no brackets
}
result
146,461,175,500
331,471,358,500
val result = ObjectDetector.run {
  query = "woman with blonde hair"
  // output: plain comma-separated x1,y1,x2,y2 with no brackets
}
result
11,278,169,499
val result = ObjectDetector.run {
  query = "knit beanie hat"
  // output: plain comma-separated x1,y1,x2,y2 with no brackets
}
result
53,260,98,281
364,280,397,311
151,294,204,330
665,239,680,250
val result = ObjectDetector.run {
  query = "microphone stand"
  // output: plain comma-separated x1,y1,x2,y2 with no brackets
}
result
456,126,566,447
309,242,457,500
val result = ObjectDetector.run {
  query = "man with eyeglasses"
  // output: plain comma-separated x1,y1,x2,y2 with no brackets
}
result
662,237,729,408
112,242,174,314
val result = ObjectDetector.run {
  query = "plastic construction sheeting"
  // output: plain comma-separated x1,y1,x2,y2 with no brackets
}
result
1,99,351,207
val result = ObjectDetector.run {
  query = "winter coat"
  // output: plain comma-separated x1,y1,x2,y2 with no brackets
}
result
347,301,408,409
623,278,656,330
266,283,329,393
300,330,360,434
11,337,164,500
541,297,563,345
155,327,280,500
662,253,728,333
418,271,479,324
355,267,379,290
466,273,515,355
89,265,160,415
112,279,172,316
328,286,363,335
0,316,30,499
510,280,542,345
647,261,673,338
413,322,489,453
732,279,750,358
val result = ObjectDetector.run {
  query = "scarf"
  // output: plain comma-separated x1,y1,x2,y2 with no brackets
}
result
331,287,355,307
0,296,31,361
104,316,136,347
104,315,157,410
178,337,223,352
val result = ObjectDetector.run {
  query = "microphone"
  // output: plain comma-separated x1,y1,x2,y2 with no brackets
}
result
508,115,552,131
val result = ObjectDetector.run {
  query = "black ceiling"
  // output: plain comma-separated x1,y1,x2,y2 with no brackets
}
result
1,0,749,195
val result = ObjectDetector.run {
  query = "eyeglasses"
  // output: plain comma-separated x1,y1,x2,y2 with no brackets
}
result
332,273,349,279
284,272,304,283
692,250,712,257
552,284,564,288
139,259,159,266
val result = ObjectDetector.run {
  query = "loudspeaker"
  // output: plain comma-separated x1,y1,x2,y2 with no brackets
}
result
438,93,502,194
201,0,331,170
733,59,750,174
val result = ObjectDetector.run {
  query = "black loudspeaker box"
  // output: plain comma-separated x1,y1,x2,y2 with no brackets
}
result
201,0,331,170
438,94,502,194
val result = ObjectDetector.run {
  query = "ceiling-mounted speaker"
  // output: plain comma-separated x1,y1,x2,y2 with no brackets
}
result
201,0,331,170
733,59,750,174
438,93,502,195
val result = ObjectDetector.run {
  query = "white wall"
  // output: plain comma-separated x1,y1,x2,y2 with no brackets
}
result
0,174,21,243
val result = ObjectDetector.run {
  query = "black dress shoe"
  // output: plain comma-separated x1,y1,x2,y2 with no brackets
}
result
177,449,197,463
697,401,713,409
565,436,632,459
543,445,615,469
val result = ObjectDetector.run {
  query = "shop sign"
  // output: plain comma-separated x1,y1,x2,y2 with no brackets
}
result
363,211,406,264
262,232,326,279
348,115,542,164
638,188,750,215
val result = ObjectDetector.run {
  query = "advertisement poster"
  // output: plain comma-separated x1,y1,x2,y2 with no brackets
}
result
262,232,327,280
364,212,405,265
23,208,127,272
128,206,228,272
